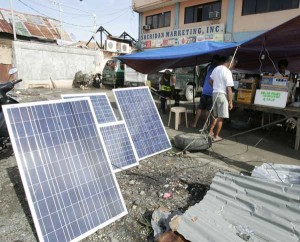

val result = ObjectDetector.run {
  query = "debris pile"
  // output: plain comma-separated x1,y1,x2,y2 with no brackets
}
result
72,71,93,89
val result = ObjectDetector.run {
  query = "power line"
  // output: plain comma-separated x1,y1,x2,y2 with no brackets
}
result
52,0,130,16
23,0,91,16
99,8,129,26
48,0,93,14
16,0,136,38
17,0,95,28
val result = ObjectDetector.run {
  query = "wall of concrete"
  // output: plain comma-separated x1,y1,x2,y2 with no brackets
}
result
13,40,103,88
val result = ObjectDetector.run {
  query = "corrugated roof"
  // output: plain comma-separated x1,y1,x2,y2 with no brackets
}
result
177,172,300,242
0,8,71,41
252,163,300,184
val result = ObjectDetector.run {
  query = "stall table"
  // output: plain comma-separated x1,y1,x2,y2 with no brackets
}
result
233,101,300,150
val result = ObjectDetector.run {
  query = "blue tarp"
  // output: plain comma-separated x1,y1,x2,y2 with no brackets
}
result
119,15,300,74
118,41,241,74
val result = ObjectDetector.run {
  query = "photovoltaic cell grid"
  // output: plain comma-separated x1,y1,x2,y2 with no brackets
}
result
62,94,138,172
3,99,127,242
113,87,171,160
61,93,117,124
99,121,139,172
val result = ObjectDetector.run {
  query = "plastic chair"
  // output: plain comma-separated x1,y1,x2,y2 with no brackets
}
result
168,107,188,130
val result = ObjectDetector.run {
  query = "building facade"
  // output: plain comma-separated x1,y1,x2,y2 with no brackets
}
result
132,0,300,49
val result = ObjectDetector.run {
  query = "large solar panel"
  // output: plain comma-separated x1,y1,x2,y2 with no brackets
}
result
113,87,171,159
61,93,117,124
99,121,139,172
3,99,127,242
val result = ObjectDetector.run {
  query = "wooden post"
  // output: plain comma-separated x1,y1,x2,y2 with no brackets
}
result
295,117,300,150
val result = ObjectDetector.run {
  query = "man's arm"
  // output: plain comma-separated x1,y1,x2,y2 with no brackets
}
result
226,86,233,110
171,74,176,86
209,78,213,86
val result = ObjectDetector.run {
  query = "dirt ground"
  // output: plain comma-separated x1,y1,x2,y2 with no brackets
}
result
0,146,228,242
0,87,299,242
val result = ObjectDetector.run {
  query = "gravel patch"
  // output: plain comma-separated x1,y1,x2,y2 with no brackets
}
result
0,147,226,242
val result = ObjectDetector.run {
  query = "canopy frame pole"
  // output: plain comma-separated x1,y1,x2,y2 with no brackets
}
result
230,45,240,68
193,56,198,115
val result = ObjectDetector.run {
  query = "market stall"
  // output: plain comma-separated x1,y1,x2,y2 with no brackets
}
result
233,15,300,150
118,15,300,150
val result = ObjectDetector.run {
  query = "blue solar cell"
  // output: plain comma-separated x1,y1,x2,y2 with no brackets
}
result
62,93,116,124
3,99,127,242
113,87,171,159
99,121,139,172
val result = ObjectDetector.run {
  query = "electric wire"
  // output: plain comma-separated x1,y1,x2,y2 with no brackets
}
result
99,8,130,26
48,0,93,14
258,46,264,73
264,163,284,183
25,0,131,17
23,0,91,16
18,0,132,32
17,0,95,27
265,47,279,73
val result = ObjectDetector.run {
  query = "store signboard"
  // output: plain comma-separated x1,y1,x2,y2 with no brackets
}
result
254,90,288,108
141,24,224,49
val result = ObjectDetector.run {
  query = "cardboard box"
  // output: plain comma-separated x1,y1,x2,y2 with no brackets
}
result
237,89,256,104
260,84,288,92
237,79,257,104
261,76,289,87
254,90,288,108
239,79,257,90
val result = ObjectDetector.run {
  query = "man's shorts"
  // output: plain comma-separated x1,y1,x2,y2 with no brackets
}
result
198,94,213,110
212,92,229,118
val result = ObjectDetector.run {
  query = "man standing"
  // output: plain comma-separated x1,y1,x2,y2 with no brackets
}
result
190,55,220,128
209,56,237,141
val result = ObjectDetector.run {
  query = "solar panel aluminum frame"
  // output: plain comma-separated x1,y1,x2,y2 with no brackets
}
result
3,98,128,242
98,120,139,173
61,93,117,124
113,86,172,160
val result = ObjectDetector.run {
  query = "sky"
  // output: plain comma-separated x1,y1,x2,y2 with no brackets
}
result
2,0,139,42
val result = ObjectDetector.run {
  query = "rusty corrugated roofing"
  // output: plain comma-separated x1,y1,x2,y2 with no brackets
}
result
0,8,71,41
176,172,300,242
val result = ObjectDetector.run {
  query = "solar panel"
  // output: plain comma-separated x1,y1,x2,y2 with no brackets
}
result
113,87,171,160
61,93,117,124
3,98,127,242
99,121,139,172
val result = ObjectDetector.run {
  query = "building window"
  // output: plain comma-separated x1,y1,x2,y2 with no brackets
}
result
145,11,171,29
242,0,299,15
184,1,222,24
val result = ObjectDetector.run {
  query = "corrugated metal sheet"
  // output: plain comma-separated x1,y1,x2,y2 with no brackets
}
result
0,8,70,41
252,163,300,184
177,172,300,242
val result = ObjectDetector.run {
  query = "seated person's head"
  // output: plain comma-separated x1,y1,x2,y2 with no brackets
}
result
278,59,288,73
163,69,171,79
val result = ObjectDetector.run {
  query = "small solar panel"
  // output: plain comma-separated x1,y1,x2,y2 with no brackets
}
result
99,121,139,172
3,99,127,242
61,93,117,124
113,87,171,160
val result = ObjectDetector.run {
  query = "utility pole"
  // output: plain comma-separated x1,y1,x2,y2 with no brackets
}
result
52,0,63,41
9,0,17,40
58,1,63,40
93,14,97,34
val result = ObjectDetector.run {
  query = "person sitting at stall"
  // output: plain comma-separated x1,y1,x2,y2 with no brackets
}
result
274,59,290,77
159,69,176,114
